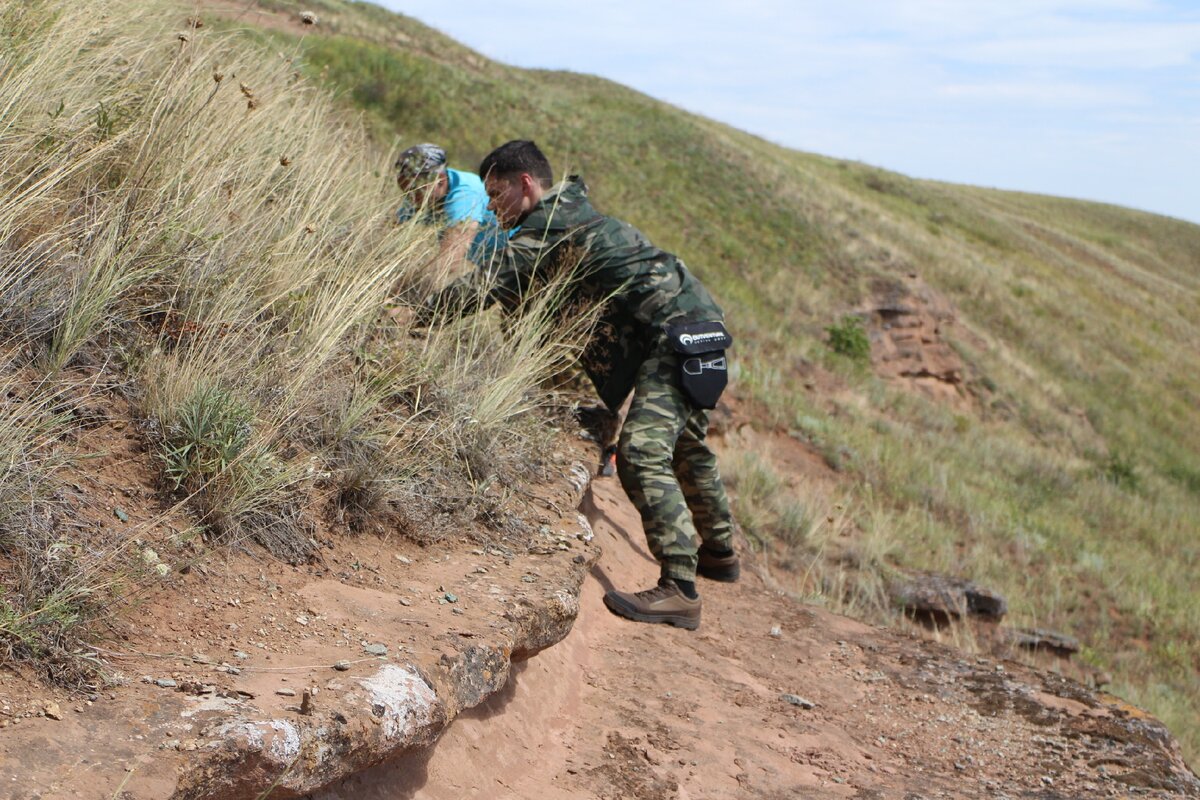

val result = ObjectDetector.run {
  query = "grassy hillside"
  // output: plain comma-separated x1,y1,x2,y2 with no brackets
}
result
1,0,1197,765
208,0,1200,758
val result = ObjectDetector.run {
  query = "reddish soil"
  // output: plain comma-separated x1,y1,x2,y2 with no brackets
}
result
0,381,596,798
0,397,1194,797
314,476,1198,800
0,371,1192,799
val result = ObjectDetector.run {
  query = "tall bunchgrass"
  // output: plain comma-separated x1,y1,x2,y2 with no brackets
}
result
720,439,891,617
0,0,590,673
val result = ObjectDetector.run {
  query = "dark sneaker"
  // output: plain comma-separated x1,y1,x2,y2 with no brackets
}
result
603,580,701,630
697,545,740,582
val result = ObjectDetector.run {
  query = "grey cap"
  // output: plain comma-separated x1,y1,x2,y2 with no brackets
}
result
395,143,446,183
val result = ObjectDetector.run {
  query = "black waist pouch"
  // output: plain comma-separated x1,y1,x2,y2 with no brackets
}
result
666,320,733,410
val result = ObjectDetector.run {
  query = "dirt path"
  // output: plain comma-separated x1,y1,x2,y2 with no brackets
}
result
317,478,1197,799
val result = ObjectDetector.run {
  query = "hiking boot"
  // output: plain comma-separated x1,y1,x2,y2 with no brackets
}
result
697,544,740,582
598,445,618,477
603,579,701,630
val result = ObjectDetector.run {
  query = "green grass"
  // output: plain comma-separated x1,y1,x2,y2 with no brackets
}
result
825,315,871,362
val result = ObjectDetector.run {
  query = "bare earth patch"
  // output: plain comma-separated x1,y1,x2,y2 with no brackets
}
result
315,477,1199,800
0,429,597,798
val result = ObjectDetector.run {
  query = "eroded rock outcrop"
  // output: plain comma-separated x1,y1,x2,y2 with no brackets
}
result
889,571,1008,625
864,274,971,406
0,459,598,800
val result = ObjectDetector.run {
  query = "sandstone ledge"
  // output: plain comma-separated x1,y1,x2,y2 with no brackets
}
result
0,461,596,800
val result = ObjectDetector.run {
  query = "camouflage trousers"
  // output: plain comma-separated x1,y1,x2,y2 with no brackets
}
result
616,347,735,582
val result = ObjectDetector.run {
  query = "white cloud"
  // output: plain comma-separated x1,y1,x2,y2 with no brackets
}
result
954,24,1200,70
937,82,1146,107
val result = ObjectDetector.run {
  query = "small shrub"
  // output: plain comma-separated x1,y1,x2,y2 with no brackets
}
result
0,467,105,684
863,172,892,194
0,380,108,680
159,386,253,491
722,451,781,547
776,499,815,547
825,315,870,362
156,384,306,556
1165,462,1200,496
819,441,856,473
1100,450,1140,491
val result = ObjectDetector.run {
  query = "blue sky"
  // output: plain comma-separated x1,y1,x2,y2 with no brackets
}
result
376,1,1200,223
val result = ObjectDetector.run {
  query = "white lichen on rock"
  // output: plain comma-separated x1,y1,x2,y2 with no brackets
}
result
567,463,591,495
553,590,579,616
265,719,301,762
180,695,243,719
359,664,436,740
576,512,594,542
210,718,301,764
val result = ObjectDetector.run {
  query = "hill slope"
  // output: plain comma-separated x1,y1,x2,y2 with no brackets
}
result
208,0,1200,760
0,0,1196,780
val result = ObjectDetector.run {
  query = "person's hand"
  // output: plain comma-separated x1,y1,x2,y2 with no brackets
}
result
385,304,416,326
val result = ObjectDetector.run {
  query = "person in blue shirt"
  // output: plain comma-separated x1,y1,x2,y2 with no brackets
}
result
395,144,510,271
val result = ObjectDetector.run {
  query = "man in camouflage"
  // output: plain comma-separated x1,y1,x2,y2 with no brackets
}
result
424,140,738,630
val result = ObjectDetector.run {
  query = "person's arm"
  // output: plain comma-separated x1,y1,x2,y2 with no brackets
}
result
417,226,551,324
428,220,479,282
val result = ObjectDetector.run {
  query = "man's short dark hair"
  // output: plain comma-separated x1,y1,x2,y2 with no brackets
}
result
479,140,554,189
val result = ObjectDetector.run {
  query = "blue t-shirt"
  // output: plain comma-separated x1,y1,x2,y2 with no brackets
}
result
397,168,511,267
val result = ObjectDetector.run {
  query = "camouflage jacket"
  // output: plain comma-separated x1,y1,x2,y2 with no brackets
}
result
427,176,725,410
